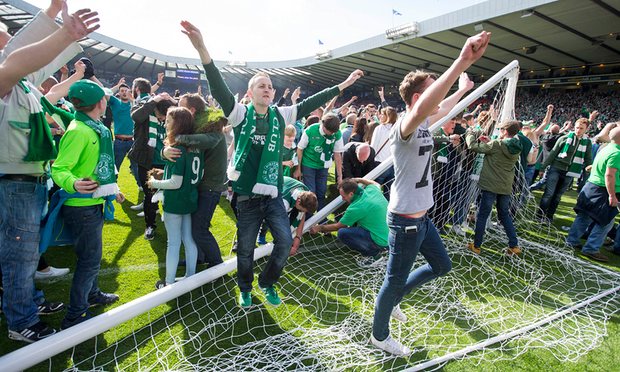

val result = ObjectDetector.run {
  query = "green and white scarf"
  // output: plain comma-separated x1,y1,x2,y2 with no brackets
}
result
436,128,448,164
19,80,57,162
227,104,281,198
558,131,589,178
74,111,119,198
134,94,160,148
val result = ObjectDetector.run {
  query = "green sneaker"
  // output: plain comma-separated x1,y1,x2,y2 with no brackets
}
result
261,286,282,306
238,291,252,308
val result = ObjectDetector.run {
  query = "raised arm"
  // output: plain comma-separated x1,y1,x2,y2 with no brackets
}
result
429,72,474,125
0,4,99,97
534,104,554,136
151,72,164,94
181,20,236,116
400,31,491,138
295,69,363,120
45,59,86,103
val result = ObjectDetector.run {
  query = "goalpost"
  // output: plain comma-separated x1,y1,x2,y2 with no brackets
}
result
2,60,619,371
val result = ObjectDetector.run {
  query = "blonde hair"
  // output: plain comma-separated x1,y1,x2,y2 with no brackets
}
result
284,124,296,137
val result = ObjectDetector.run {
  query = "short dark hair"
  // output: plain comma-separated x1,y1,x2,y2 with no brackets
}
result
306,115,320,128
297,191,318,213
321,113,340,133
132,78,151,95
180,93,206,113
338,178,358,194
119,83,130,90
155,99,175,117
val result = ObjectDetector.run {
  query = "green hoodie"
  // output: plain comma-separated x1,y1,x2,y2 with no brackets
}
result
466,132,523,195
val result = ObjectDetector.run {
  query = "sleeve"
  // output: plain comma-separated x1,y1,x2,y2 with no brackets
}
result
339,204,361,227
543,136,565,168
202,62,237,117
1,12,82,87
131,99,157,125
584,141,593,167
608,150,620,171
51,127,88,193
333,137,345,153
171,148,186,177
176,133,223,150
294,86,340,120
297,130,310,150
466,134,497,154
150,174,183,190
277,105,298,126
108,95,120,110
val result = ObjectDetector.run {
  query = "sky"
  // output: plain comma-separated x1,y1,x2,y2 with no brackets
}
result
27,0,486,62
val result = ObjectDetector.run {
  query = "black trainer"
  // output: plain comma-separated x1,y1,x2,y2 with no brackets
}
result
155,280,166,290
37,301,65,315
88,291,119,308
61,312,92,330
8,321,56,343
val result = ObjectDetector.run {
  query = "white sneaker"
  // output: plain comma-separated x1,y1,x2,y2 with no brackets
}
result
137,209,159,218
35,266,70,281
391,304,407,323
451,225,466,237
130,202,143,211
370,334,411,356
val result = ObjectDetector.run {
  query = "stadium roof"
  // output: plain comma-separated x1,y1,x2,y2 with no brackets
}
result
1,0,619,90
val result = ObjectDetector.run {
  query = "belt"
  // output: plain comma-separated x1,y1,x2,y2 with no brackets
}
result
237,194,270,202
115,136,133,141
0,174,48,184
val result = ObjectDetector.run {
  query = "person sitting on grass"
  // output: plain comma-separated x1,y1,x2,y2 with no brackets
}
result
309,178,388,266
465,120,522,255
180,20,363,308
149,107,203,289
258,176,318,256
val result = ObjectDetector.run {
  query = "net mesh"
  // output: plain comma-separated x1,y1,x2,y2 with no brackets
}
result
11,64,620,371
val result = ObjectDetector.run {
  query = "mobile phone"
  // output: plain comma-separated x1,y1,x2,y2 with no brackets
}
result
405,225,418,233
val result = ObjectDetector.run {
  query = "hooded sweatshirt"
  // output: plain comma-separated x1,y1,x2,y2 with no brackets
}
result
466,132,523,195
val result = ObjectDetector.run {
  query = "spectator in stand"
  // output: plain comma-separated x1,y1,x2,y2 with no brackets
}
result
342,142,377,179
538,118,593,222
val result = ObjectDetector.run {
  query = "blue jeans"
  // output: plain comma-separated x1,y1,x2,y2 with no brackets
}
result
474,190,518,248
192,190,223,266
62,204,105,319
372,213,451,341
164,213,198,284
525,164,536,186
530,167,548,191
0,178,46,331
539,167,573,221
302,165,328,211
236,196,293,292
113,139,139,186
567,212,614,254
337,227,385,257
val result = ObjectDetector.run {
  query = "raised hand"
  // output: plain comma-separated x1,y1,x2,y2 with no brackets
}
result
339,69,364,91
74,59,86,76
157,72,164,85
459,31,491,65
458,72,474,92
291,87,301,104
60,3,100,41
180,20,206,51
283,87,290,98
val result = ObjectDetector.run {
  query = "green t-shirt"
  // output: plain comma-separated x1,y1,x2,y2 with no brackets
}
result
152,121,167,166
282,145,296,177
300,123,343,169
588,143,620,192
162,146,204,214
52,119,104,207
339,184,389,246
282,176,309,228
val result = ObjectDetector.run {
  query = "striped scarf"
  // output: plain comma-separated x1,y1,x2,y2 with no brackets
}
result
558,131,589,178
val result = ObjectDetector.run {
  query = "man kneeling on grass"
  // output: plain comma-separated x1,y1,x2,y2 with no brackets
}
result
309,178,388,266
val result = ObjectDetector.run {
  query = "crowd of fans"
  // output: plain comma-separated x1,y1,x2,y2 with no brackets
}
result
1,1,620,360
